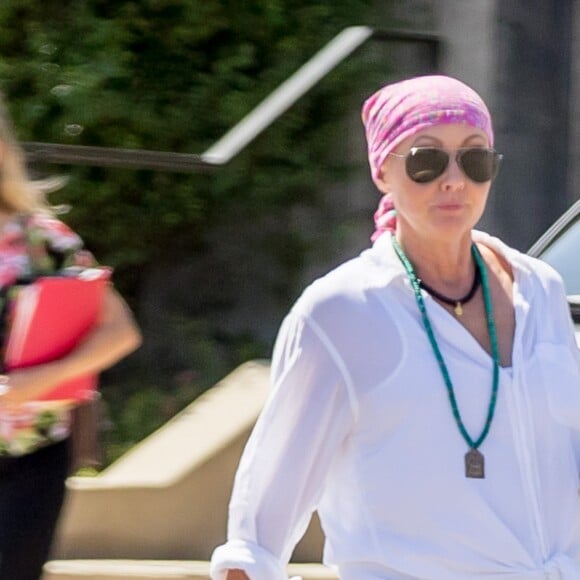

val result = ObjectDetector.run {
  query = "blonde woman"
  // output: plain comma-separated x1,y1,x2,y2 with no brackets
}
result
0,94,141,580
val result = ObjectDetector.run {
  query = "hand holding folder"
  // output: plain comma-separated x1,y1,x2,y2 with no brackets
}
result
3,267,111,403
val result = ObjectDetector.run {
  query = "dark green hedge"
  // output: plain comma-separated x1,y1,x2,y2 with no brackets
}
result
0,0,394,463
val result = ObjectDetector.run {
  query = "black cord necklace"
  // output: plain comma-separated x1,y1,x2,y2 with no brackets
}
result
418,266,481,317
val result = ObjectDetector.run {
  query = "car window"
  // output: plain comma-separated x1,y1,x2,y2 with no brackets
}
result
537,215,580,296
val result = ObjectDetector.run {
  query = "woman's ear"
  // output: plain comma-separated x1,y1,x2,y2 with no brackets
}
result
374,165,391,195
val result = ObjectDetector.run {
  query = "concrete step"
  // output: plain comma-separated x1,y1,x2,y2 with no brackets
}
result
43,560,339,580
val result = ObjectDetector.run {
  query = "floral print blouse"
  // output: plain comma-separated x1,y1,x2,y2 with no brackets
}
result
0,212,93,456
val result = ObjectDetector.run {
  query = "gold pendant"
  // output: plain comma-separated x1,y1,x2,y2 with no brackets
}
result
454,302,463,316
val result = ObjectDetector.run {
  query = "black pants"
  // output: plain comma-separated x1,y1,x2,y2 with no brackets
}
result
0,439,70,580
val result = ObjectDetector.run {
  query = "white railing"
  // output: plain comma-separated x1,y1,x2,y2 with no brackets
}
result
23,27,439,172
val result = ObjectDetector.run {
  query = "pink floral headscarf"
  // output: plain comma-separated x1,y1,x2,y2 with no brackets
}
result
361,75,494,241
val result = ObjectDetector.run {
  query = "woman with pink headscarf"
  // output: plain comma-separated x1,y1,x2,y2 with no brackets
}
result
211,75,580,579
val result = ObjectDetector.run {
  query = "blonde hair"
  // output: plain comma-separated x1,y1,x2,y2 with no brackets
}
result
0,95,58,214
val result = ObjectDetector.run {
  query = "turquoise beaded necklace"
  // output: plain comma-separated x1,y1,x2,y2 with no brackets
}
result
391,233,500,478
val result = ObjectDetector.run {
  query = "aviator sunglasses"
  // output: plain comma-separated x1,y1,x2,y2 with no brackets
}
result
388,147,503,184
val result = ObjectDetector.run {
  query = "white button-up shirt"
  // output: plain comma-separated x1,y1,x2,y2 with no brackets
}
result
211,232,580,580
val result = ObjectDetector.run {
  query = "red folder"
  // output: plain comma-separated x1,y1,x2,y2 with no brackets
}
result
3,268,111,403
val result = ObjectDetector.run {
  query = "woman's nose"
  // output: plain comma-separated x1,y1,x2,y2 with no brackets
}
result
441,155,465,189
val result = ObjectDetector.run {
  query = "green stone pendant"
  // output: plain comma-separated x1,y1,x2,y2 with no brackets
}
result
465,448,485,478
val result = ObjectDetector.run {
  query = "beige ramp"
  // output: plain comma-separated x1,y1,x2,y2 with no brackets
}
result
51,360,325,563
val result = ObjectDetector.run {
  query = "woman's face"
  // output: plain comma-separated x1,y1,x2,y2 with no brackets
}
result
376,123,493,243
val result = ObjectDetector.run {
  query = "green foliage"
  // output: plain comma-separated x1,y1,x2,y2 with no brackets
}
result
0,0,394,463
101,327,268,464
0,1,384,264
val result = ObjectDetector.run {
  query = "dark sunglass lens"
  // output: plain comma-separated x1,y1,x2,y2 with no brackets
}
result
458,149,501,183
406,149,449,183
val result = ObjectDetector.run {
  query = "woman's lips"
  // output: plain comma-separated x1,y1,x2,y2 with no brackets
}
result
436,202,463,210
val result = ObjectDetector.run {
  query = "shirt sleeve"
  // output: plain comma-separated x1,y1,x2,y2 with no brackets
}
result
210,310,356,580
27,212,97,268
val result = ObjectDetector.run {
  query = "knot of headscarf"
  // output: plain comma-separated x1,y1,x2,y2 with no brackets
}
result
362,75,494,241
371,193,397,242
